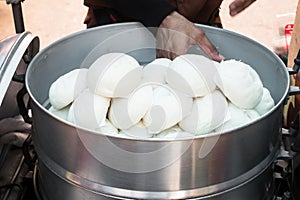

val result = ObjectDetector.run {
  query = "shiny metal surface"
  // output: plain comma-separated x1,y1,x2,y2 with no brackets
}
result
0,32,38,168
0,32,38,108
26,23,289,199
36,159,275,200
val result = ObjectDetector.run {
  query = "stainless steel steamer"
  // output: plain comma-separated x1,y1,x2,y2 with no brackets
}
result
25,23,289,199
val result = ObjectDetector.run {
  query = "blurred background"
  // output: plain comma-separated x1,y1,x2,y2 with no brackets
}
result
0,0,299,51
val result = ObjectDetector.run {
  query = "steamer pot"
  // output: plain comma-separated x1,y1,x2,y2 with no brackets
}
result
26,22,289,199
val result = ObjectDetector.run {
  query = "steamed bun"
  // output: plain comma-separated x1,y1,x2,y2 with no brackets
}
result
70,89,110,130
95,119,119,136
179,90,228,135
49,68,88,109
166,54,217,97
87,53,142,98
214,59,263,109
48,105,70,120
108,84,153,129
254,88,275,115
143,85,193,133
142,58,171,85
151,58,172,66
215,103,259,132
154,125,194,139
47,52,274,140
121,121,154,139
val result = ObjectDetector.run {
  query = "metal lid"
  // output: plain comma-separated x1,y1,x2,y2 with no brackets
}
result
0,32,39,105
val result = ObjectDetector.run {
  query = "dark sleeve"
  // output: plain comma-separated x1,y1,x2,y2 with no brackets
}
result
112,0,177,27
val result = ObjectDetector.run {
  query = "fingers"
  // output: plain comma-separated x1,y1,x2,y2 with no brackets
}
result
0,116,31,136
156,29,190,60
156,33,224,61
156,11,225,61
0,132,29,147
193,29,225,62
156,12,189,60
229,0,256,16
157,49,181,60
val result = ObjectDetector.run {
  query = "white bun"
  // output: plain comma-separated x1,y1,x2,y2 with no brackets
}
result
49,68,88,109
151,58,172,66
108,84,153,129
122,121,154,139
254,88,275,115
214,59,263,109
142,58,171,85
179,90,228,135
154,125,194,139
95,119,119,136
87,53,142,97
166,54,217,97
143,85,193,133
48,105,70,120
215,103,259,132
71,90,110,130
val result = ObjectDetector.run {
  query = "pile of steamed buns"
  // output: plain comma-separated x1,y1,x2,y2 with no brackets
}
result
48,53,275,139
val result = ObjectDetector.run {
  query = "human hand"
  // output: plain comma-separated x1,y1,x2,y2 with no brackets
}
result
156,11,225,62
6,0,24,4
229,0,256,16
0,115,31,147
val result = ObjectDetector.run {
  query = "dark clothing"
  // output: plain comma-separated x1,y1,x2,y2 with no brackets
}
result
84,0,222,29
